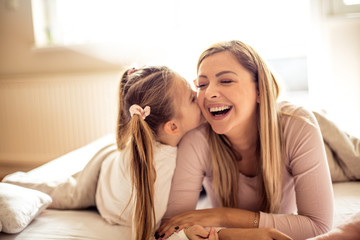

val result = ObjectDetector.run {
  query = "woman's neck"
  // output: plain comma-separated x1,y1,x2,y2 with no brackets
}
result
226,120,259,159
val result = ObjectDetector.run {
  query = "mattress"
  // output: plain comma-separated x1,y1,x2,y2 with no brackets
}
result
0,207,131,240
0,183,359,239
332,181,360,228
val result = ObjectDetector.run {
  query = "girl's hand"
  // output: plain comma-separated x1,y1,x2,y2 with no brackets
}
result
208,227,219,240
218,228,292,240
184,225,209,239
157,209,223,239
185,226,219,240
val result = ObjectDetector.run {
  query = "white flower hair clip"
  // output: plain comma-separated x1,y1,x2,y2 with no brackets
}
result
129,104,151,120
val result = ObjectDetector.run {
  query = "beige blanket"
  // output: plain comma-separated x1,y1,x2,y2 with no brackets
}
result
313,111,360,182
2,134,117,209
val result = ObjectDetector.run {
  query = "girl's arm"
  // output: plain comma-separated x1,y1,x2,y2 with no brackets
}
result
159,126,209,234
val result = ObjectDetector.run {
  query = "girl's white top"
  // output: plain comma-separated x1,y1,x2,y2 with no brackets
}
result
95,141,177,237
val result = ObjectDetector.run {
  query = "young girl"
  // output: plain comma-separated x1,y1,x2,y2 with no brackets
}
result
95,66,203,240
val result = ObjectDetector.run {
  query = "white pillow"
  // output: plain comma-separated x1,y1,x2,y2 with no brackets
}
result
0,183,52,234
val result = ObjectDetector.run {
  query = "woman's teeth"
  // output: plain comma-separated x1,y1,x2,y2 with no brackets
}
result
209,106,231,116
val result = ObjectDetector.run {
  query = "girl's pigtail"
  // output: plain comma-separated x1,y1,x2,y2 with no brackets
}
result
129,113,156,240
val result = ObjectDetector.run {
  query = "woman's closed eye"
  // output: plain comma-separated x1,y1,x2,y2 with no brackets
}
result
220,79,234,84
196,83,208,89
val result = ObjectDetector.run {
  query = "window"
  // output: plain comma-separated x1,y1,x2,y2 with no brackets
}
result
328,0,360,16
31,0,310,97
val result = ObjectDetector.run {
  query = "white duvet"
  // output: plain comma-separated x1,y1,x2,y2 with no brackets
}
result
3,134,118,209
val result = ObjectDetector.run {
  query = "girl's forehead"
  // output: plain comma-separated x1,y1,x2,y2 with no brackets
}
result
172,76,192,99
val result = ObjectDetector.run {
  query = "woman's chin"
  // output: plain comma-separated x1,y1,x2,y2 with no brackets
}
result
209,125,229,135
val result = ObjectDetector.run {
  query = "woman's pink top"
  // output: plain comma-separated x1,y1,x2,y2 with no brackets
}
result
163,103,334,240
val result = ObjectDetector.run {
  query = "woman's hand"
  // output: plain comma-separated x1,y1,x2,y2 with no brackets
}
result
185,226,219,240
218,228,292,240
157,209,224,239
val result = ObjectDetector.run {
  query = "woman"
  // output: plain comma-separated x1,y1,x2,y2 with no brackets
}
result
157,40,333,240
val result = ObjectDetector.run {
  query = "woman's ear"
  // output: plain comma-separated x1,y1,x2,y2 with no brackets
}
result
163,120,180,135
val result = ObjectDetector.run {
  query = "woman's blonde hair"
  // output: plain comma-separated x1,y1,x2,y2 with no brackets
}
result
117,66,176,240
197,40,284,213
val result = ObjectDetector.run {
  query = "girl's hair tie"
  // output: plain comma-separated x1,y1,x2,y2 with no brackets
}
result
127,68,138,76
129,104,151,120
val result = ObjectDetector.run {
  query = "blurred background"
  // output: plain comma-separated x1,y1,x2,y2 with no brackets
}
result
0,0,359,179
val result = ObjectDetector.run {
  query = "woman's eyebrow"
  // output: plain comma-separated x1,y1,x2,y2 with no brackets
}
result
198,71,238,79
215,71,238,77
198,71,238,78
198,75,207,79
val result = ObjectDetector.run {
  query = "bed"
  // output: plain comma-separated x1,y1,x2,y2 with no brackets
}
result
0,111,359,240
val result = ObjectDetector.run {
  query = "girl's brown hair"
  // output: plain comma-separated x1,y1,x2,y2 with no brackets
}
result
197,40,284,213
117,66,176,240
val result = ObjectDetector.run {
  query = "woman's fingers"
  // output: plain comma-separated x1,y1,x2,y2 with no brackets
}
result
157,224,190,239
156,221,177,239
157,209,220,238
157,215,185,234
157,214,194,238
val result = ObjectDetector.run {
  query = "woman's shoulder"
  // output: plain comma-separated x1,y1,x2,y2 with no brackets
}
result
182,123,208,139
278,101,318,126
177,123,212,172
278,101,324,161
177,123,210,159
179,123,210,149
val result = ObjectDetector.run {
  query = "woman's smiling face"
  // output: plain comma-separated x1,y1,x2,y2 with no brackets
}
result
195,51,259,135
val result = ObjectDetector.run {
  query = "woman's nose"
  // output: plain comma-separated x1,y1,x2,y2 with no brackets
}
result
204,83,220,99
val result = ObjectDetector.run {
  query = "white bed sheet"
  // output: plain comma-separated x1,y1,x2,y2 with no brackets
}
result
332,181,360,228
0,182,359,239
0,208,131,240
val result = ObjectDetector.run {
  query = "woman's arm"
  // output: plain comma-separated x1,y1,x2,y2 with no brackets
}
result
159,207,258,238
159,109,334,240
258,108,334,239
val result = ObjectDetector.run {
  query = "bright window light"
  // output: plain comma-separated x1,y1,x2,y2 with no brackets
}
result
343,0,360,5
31,0,311,95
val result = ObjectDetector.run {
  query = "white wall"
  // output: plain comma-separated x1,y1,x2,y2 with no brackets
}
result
308,0,360,137
0,0,123,178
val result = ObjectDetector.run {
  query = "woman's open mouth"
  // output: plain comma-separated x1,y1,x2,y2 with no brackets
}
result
208,105,232,119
